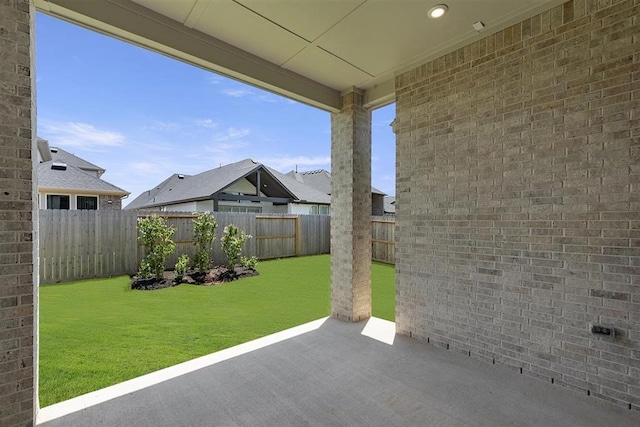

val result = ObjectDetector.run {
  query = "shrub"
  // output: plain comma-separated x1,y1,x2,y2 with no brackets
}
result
220,224,252,270
192,211,217,272
175,254,190,281
240,256,258,270
137,214,176,279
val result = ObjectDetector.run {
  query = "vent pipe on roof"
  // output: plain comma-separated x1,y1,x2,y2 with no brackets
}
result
50,148,58,153
178,174,184,179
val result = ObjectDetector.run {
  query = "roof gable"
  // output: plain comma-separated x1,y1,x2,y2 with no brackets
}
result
126,158,332,209
38,161,129,195
214,163,298,201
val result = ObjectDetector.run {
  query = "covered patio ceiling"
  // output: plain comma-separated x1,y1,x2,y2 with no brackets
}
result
34,0,566,111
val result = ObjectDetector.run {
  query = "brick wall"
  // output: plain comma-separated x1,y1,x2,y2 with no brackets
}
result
331,90,372,322
372,193,385,216
395,0,640,409
0,0,36,425
99,195,122,210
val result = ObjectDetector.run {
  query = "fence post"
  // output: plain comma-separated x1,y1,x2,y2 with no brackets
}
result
295,216,301,256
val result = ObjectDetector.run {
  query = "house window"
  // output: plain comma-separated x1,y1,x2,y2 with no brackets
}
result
77,196,98,210
46,194,70,210
218,206,262,213
308,205,329,215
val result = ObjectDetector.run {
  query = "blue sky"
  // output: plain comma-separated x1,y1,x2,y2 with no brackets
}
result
35,13,396,206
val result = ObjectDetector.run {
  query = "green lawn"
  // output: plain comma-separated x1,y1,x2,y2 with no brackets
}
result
39,255,395,406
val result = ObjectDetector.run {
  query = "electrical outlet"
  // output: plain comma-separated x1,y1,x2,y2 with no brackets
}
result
589,323,615,338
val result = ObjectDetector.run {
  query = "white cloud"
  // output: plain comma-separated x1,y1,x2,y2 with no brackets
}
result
207,75,224,85
205,141,249,154
228,127,249,138
143,120,179,132
41,121,125,150
259,95,280,103
195,118,218,129
257,155,331,172
212,127,250,142
221,88,253,97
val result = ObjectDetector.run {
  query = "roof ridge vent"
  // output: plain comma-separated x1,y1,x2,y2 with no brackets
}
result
301,169,323,175
51,161,67,171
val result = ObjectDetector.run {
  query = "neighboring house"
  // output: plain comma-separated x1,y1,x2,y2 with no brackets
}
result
37,138,129,210
124,158,331,214
286,169,386,215
383,196,395,216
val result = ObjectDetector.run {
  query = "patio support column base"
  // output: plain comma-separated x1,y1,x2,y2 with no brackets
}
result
330,88,372,322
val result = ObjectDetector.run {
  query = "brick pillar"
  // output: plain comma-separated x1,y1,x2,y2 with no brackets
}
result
0,0,37,425
330,89,372,322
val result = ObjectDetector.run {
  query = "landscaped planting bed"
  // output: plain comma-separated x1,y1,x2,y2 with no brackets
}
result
39,255,395,406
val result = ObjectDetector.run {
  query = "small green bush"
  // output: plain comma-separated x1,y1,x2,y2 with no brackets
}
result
175,254,190,280
220,224,252,270
192,211,217,272
240,256,258,270
137,214,176,279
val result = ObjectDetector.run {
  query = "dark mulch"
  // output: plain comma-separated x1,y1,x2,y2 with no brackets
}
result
131,266,259,291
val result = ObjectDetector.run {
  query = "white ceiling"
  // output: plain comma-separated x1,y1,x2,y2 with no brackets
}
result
36,0,567,111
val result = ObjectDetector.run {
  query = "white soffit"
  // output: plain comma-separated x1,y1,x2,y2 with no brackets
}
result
315,0,540,77
284,46,372,90
237,0,366,42
133,0,198,24
187,1,309,67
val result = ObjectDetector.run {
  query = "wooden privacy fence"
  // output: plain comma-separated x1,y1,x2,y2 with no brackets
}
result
39,209,138,283
153,212,331,269
371,216,395,264
39,210,332,283
39,210,394,283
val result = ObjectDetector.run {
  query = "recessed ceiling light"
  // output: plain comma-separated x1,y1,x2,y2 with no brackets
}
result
428,4,448,19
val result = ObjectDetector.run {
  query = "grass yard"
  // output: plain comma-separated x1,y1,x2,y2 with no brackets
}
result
39,255,395,406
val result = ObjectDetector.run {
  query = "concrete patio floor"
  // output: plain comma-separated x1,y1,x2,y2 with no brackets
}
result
38,317,640,426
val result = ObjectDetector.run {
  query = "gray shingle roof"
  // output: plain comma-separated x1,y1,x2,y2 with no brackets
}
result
50,147,104,174
125,159,331,210
265,166,331,204
286,169,386,195
124,174,186,210
38,161,128,195
384,196,396,214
